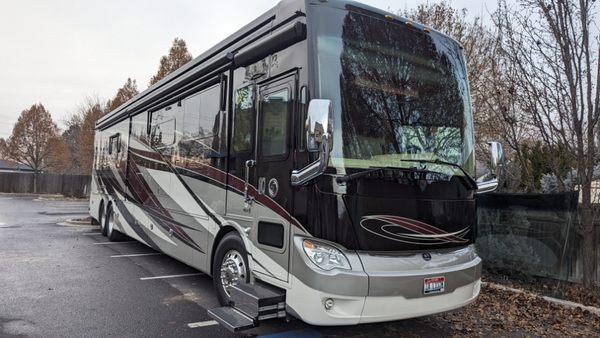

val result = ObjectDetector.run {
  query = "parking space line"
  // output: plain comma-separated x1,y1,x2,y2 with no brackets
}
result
140,273,202,281
93,241,136,245
111,253,163,258
83,232,102,236
187,320,219,328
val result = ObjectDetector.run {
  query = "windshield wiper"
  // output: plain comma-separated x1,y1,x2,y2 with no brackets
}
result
335,160,477,190
335,165,442,184
401,158,478,190
335,167,384,184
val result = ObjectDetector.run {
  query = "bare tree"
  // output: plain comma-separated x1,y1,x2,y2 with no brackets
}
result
149,38,193,86
495,0,599,286
106,77,139,113
0,138,7,160
75,98,105,175
2,104,61,192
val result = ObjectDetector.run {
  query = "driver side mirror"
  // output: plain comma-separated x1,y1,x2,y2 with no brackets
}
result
477,141,504,194
291,99,333,186
306,99,333,153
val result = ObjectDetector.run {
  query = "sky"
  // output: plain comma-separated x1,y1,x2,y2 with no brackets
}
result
0,0,500,138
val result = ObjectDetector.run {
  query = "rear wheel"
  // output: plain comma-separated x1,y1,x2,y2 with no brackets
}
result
212,232,249,306
99,201,107,236
106,204,125,242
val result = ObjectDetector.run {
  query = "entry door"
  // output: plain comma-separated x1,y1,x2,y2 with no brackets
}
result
250,74,296,283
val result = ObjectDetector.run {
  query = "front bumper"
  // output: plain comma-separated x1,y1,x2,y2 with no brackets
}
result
286,238,482,326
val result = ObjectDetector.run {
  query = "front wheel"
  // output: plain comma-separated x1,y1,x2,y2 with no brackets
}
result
212,232,250,306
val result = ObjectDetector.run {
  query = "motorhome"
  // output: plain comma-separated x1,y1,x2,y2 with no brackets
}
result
89,0,503,331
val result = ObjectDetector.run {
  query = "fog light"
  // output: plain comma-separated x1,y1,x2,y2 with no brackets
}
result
324,298,334,310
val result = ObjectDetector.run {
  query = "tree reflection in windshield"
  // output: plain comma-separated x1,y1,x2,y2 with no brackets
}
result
319,8,473,172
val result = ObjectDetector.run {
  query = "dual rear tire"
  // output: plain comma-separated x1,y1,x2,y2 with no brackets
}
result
101,202,125,241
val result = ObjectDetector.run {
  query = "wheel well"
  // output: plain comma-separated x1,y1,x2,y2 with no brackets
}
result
210,226,239,275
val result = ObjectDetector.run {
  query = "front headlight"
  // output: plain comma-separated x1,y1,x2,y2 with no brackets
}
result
302,239,351,271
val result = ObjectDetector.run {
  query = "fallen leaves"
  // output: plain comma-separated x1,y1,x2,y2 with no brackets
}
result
434,284,600,337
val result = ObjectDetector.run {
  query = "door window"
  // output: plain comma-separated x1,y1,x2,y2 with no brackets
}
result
259,88,290,158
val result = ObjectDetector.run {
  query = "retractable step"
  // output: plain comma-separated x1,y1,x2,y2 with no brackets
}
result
207,307,255,332
208,282,287,332
230,282,286,320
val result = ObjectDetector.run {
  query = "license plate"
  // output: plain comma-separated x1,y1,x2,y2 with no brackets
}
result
423,276,445,295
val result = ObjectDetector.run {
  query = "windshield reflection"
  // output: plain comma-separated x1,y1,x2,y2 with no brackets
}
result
315,7,475,176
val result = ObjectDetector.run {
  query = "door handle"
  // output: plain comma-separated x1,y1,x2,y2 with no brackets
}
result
243,160,256,212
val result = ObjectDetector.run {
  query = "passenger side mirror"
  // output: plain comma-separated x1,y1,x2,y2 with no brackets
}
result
291,99,333,186
488,141,503,173
477,141,504,194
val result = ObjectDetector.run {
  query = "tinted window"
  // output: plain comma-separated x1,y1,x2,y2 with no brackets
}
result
260,88,289,157
179,85,223,161
233,86,254,153
182,85,221,139
131,113,148,144
315,8,474,175
150,108,176,148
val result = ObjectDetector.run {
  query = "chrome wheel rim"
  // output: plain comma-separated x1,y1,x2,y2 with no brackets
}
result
220,250,246,296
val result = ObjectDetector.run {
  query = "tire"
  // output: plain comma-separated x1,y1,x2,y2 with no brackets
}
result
212,232,250,306
106,204,125,242
99,201,107,236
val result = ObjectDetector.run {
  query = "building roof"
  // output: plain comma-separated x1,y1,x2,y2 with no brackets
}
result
0,159,34,172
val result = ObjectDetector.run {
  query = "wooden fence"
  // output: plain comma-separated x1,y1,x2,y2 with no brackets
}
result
0,172,91,197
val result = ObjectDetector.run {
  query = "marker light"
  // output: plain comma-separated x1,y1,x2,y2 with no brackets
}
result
302,239,351,271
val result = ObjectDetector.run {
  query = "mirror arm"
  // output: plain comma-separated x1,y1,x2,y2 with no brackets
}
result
476,178,498,194
291,134,330,186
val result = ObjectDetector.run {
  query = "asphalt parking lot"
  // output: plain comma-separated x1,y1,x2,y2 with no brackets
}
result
0,195,453,337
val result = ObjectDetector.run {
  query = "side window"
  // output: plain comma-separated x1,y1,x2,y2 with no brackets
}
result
131,112,148,144
180,84,222,160
260,88,289,157
150,108,176,148
233,86,254,153
182,85,221,140
299,86,308,151
108,134,120,155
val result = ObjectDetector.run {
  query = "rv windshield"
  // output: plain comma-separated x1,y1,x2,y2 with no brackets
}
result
314,7,475,177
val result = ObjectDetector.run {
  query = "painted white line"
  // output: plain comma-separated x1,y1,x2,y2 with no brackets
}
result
93,241,136,245
111,253,163,258
140,273,202,281
187,320,219,328
83,232,102,236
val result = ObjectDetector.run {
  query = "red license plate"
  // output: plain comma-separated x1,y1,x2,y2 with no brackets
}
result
424,276,445,294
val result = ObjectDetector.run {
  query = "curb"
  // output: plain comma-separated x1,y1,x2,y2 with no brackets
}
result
483,282,600,316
